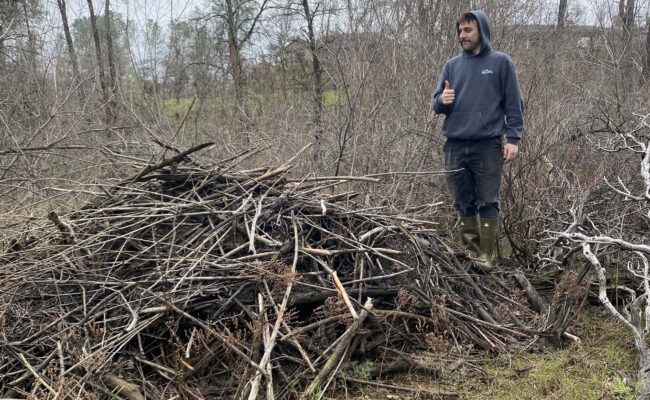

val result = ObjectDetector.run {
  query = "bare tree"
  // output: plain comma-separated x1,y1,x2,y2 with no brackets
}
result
219,0,269,133
105,0,119,120
416,0,443,38
0,23,5,70
56,0,85,103
557,0,568,28
619,0,636,44
225,0,245,108
642,17,650,83
301,0,324,163
86,0,110,121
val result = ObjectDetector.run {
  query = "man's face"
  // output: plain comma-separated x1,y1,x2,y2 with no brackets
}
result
458,20,481,54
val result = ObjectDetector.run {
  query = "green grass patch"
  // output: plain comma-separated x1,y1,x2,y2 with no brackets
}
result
162,97,197,118
344,308,638,400
160,88,341,121
446,309,637,400
323,89,340,107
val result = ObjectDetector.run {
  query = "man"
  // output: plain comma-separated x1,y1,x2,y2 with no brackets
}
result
432,10,523,270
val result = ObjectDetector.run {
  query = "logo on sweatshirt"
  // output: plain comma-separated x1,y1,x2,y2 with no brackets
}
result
481,68,494,75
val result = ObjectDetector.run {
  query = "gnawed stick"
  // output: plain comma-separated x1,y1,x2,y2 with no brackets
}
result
129,142,214,182
48,211,76,244
331,270,359,319
102,373,145,400
514,271,550,315
305,253,359,320
247,195,265,254
17,353,57,397
299,298,374,400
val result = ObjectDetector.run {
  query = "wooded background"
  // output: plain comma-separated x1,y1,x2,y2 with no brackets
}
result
0,0,648,268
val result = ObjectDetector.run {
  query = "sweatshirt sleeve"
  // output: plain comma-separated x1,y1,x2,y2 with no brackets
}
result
501,56,524,144
432,63,452,115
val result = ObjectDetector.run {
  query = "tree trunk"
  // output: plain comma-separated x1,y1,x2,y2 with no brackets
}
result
557,0,568,28
619,0,626,24
105,0,119,121
635,334,650,399
86,0,111,121
21,0,43,117
56,0,85,103
617,0,636,92
643,17,650,83
220,0,267,139
225,0,245,112
416,0,443,56
0,38,4,71
227,39,243,109
302,0,324,165
416,0,430,32
224,0,254,142
619,0,635,37
423,0,443,32
624,0,635,32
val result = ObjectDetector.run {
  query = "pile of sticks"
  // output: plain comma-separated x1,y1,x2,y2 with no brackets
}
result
0,143,543,399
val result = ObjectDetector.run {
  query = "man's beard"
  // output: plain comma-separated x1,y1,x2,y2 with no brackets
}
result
462,40,479,53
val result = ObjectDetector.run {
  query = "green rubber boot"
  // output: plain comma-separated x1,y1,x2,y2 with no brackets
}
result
476,217,499,271
459,216,480,257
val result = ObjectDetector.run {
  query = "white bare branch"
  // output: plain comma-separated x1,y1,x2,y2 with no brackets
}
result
560,232,650,254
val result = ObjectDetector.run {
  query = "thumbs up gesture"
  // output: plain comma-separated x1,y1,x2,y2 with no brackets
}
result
441,80,455,105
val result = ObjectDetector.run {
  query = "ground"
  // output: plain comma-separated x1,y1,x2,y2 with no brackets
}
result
331,307,638,400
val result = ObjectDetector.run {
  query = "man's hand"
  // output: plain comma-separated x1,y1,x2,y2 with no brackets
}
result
441,80,455,105
503,143,519,164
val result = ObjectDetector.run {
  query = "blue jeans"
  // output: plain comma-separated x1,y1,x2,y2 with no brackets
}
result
443,137,504,219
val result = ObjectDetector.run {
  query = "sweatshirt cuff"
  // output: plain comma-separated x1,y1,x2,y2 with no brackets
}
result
506,137,520,145
433,97,450,114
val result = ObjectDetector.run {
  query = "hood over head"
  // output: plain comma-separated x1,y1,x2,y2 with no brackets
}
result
457,10,492,55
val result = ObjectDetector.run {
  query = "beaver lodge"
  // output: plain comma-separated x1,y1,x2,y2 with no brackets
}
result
0,143,548,399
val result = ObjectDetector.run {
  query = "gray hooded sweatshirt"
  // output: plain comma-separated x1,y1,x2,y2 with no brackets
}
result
432,10,524,145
